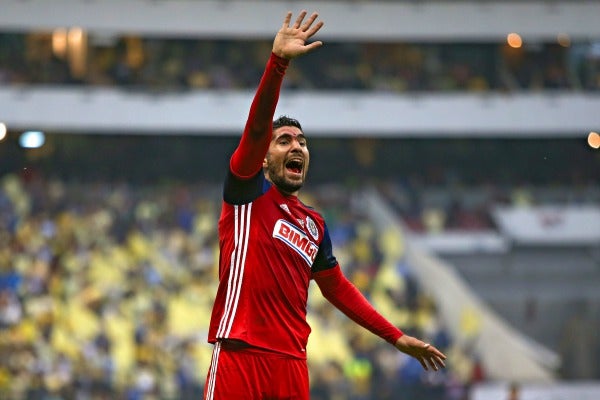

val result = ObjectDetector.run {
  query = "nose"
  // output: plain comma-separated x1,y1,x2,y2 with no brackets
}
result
289,138,303,151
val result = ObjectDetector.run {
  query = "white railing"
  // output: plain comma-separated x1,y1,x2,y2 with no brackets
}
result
2,88,598,136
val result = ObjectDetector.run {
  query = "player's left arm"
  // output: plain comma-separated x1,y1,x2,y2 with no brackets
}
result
313,264,403,344
311,224,402,344
314,266,446,371
312,225,446,371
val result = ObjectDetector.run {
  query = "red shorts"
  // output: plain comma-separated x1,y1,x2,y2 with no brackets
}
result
203,340,309,400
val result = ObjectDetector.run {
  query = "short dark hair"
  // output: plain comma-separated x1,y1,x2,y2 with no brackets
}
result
273,115,302,131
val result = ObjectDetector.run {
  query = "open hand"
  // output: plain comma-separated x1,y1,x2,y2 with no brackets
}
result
272,10,324,59
394,334,447,371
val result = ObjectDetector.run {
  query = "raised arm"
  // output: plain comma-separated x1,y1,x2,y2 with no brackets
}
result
272,10,324,60
230,11,324,178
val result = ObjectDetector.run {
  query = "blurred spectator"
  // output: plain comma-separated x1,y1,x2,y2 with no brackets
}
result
0,170,469,399
0,33,591,92
507,382,521,400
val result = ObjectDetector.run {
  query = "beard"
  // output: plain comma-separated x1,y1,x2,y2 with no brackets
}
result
265,163,304,195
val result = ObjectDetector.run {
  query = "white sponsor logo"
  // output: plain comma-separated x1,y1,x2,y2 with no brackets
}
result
273,220,318,266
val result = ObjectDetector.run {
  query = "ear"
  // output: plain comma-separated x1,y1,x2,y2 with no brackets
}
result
262,158,270,179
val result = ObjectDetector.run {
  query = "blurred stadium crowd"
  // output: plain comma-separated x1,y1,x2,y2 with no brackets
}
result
1,6,599,400
0,33,599,92
0,171,486,400
0,136,597,399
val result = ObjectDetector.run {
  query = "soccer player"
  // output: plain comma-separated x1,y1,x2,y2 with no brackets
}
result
204,10,447,400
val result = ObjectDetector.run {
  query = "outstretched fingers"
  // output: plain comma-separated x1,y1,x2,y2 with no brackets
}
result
273,10,324,59
282,11,292,29
301,12,323,32
395,336,448,372
289,10,323,37
429,355,447,371
293,10,308,29
417,355,444,371
423,345,447,371
305,21,324,39
413,343,447,371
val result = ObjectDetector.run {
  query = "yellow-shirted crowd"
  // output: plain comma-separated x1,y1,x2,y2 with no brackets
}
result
0,172,482,400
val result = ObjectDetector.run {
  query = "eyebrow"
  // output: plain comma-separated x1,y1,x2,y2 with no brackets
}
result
274,132,307,141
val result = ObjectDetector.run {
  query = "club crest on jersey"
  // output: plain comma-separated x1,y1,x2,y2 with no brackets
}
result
306,216,319,241
273,220,318,267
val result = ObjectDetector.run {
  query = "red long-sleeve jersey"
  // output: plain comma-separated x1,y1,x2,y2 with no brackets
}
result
207,53,403,359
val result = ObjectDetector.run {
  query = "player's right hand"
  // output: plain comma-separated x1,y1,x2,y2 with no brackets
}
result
272,10,324,60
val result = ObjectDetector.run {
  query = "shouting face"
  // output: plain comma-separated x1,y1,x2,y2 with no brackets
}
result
264,125,310,196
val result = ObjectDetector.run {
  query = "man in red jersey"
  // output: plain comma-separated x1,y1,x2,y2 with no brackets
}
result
204,10,447,400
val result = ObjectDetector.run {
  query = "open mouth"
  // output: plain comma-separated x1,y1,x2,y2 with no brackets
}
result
285,159,303,175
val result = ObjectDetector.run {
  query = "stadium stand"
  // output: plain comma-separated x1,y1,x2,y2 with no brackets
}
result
1,1,599,399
